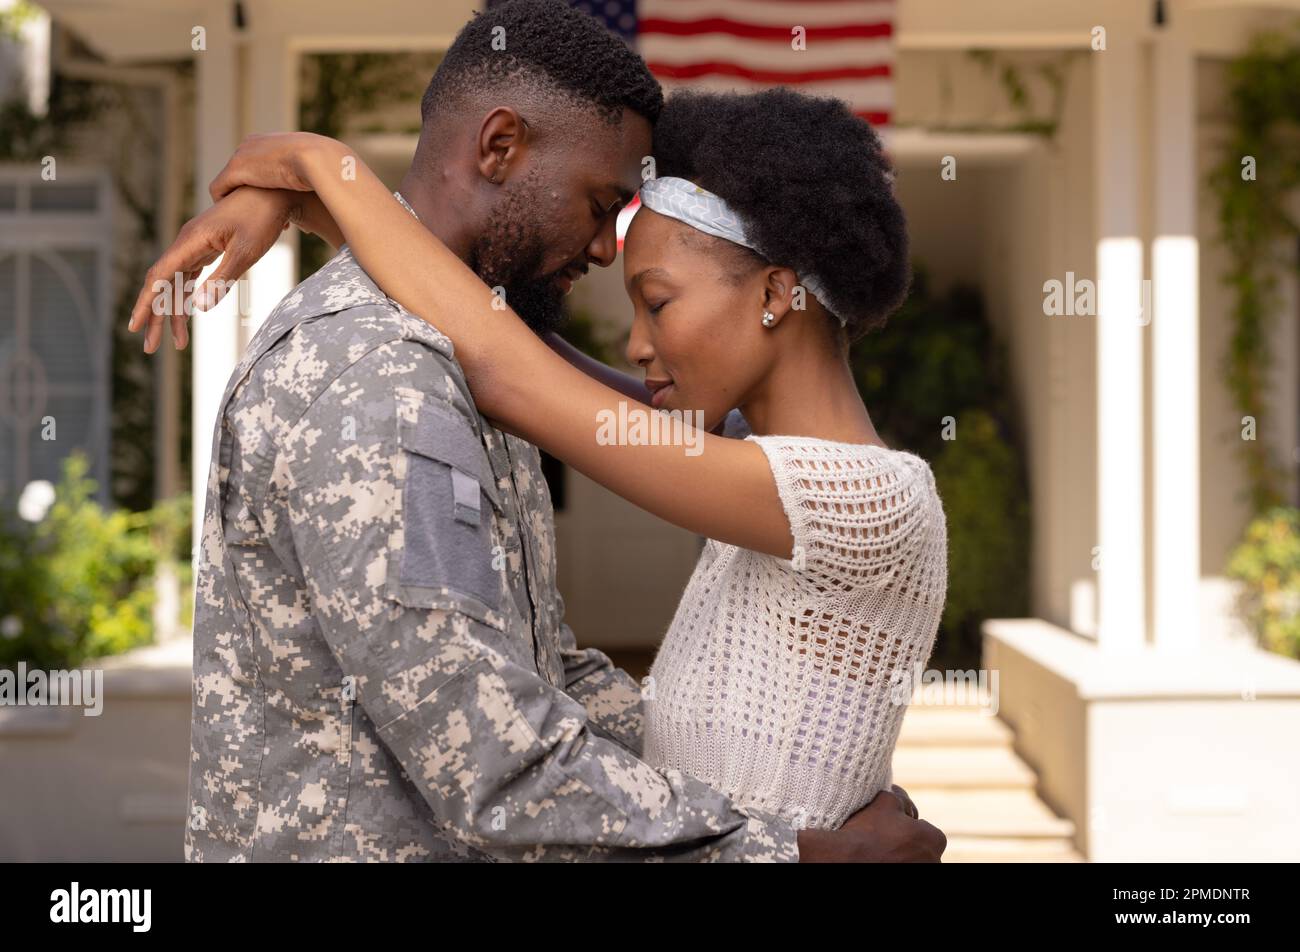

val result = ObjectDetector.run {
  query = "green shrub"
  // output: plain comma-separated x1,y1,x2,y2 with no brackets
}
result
0,453,191,670
1227,506,1300,659
930,410,1032,670
850,268,1031,669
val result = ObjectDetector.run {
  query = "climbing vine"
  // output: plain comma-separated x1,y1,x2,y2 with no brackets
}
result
963,49,1077,138
1208,30,1300,515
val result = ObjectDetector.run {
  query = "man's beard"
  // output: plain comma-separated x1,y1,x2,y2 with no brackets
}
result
470,175,571,336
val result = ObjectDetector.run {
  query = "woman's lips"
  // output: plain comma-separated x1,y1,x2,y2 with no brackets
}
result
645,379,675,409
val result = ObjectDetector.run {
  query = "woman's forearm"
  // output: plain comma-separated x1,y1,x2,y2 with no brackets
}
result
289,140,796,557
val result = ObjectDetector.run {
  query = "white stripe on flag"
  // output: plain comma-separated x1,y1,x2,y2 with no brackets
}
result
638,0,896,31
639,34,894,70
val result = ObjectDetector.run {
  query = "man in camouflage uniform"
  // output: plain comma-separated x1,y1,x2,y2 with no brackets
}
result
178,0,942,862
190,231,804,860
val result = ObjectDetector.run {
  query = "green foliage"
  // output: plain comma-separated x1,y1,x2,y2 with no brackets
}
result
0,454,191,670
931,410,1032,667
0,0,36,40
298,52,437,140
1208,29,1300,515
852,274,1009,449
1227,506,1300,659
0,74,100,163
850,268,1030,669
297,51,442,281
962,50,1075,138
899,49,1079,138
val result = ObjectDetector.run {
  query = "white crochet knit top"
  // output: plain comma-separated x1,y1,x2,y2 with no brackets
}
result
643,434,948,830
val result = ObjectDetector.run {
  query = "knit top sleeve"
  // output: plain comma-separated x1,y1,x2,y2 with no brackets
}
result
747,434,938,589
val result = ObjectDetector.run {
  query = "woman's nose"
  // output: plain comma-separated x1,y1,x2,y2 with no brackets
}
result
625,314,654,368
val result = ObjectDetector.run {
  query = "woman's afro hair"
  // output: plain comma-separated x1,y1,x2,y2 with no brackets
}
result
651,87,910,338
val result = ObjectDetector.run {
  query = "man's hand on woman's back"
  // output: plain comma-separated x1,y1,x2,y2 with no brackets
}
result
797,784,946,862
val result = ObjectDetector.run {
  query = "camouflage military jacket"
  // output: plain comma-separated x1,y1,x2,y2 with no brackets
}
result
185,238,799,862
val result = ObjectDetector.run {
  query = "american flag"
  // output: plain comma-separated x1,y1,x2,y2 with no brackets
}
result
571,0,895,127
485,0,896,245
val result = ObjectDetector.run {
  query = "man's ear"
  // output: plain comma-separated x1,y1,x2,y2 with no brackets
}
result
760,266,800,326
475,106,530,185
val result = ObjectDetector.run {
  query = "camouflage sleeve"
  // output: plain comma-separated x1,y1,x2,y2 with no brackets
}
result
280,338,799,862
556,609,646,755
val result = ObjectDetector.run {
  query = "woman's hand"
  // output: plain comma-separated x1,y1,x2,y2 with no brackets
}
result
127,132,350,353
207,132,342,202
127,186,311,353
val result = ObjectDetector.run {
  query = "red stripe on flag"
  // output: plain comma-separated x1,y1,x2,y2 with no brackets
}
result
657,0,893,4
648,60,892,84
639,17,893,41
854,111,891,126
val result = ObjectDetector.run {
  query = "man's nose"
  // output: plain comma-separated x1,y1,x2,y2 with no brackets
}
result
585,213,619,269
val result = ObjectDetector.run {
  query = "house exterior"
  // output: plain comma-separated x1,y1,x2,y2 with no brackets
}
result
2,0,1298,860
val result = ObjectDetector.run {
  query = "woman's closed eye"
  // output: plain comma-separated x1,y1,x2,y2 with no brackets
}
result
647,298,670,316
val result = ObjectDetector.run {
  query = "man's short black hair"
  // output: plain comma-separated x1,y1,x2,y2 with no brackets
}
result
421,0,663,127
652,88,910,339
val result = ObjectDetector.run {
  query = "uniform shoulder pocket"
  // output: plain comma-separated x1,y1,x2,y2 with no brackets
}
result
387,387,507,626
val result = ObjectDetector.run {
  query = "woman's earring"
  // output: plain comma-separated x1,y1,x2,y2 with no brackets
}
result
761,309,776,328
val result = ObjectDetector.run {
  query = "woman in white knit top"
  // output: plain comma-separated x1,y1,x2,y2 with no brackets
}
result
142,89,947,836
645,433,945,828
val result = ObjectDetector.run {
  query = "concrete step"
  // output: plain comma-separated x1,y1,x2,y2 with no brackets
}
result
896,707,1014,748
888,706,1086,861
942,835,1084,863
891,745,1038,790
910,788,1076,839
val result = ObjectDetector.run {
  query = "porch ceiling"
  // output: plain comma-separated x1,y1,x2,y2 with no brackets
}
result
33,0,1300,64
34,0,480,62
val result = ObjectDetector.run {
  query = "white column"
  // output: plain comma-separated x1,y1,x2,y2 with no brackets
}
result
155,78,183,643
192,9,241,560
1151,26,1200,653
1093,35,1146,652
155,78,182,506
18,5,51,116
240,29,299,346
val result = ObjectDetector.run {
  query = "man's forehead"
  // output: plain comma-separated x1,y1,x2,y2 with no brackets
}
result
569,116,650,195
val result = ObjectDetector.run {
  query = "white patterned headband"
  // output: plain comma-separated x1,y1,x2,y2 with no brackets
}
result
637,175,847,327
